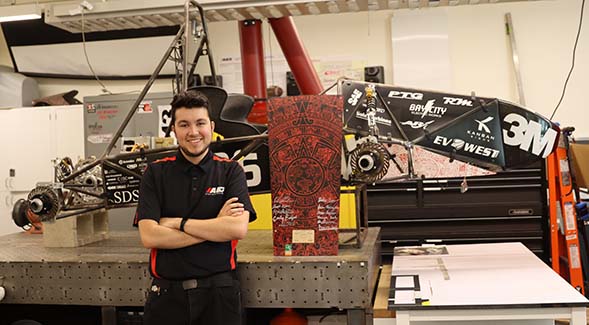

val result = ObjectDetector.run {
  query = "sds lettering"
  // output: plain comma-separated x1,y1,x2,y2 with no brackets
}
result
112,189,140,204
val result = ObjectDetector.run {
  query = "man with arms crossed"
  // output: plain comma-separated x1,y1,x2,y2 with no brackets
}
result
136,89,256,325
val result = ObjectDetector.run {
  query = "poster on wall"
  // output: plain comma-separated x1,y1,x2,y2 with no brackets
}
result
391,9,452,92
218,55,365,95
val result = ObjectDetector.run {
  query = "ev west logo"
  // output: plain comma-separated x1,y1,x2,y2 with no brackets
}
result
502,113,557,158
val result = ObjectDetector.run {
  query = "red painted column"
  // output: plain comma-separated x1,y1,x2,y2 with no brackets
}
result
269,17,323,95
239,19,268,124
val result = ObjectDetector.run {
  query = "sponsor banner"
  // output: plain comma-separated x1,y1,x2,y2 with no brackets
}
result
103,153,165,207
342,82,404,139
408,99,447,119
499,100,559,167
342,80,485,141
342,80,560,170
416,103,505,169
389,89,483,142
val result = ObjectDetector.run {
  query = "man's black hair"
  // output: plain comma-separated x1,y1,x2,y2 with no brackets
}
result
169,89,210,127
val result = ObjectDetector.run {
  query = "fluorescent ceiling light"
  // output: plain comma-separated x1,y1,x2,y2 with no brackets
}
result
0,3,41,23
327,1,339,13
347,0,359,11
285,4,301,16
265,5,282,18
306,3,320,15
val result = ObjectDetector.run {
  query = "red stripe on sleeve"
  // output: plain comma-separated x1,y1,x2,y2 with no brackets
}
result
154,156,176,164
213,155,232,162
150,249,161,278
230,240,238,270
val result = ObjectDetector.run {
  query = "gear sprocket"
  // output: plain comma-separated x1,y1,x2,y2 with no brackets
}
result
349,142,390,183
27,186,61,222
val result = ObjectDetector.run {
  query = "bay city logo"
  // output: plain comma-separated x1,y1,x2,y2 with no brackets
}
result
503,113,557,158
434,136,500,159
401,120,434,129
409,100,447,119
387,90,423,100
467,116,495,143
205,186,225,195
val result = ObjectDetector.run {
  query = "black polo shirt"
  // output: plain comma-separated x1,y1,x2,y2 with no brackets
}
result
136,149,257,280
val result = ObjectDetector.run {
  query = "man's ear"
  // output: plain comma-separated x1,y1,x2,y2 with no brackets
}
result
210,120,215,133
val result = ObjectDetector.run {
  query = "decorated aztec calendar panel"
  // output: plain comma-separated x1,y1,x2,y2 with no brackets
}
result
268,95,342,256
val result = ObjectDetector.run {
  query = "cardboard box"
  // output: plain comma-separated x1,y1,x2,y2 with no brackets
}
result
570,143,589,189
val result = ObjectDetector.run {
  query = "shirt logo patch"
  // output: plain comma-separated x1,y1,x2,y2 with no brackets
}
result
205,186,225,195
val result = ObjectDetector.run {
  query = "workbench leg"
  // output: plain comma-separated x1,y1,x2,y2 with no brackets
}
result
570,307,587,325
102,306,116,325
347,309,367,325
395,311,410,325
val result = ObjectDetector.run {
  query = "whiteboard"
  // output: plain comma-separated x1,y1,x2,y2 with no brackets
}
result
391,9,452,91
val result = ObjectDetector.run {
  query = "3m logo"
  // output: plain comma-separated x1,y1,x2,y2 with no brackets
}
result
503,113,557,158
205,186,225,195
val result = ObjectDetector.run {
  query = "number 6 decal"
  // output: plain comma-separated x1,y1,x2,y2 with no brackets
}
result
216,151,262,188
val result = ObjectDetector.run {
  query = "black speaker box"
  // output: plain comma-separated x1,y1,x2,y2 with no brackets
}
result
203,75,223,88
364,66,384,84
286,71,300,96
188,74,202,87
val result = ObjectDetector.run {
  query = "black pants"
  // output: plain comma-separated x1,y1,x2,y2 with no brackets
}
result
143,272,242,325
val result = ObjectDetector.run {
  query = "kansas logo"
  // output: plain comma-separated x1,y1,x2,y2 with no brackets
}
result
205,186,225,195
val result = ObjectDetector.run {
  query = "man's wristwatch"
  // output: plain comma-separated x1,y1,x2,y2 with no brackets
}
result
179,217,189,232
